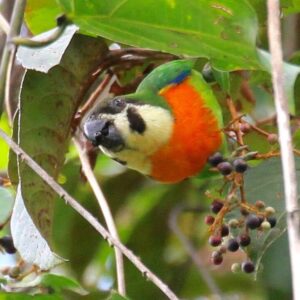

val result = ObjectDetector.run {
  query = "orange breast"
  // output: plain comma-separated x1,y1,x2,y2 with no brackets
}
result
150,78,222,183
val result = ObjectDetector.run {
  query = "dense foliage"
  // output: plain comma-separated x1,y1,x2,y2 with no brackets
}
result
0,1,300,299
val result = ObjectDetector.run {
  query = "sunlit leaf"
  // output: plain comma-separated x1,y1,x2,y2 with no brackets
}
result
25,0,63,34
17,25,78,73
57,0,260,71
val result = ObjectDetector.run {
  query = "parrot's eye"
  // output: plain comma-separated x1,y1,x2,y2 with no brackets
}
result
113,98,126,109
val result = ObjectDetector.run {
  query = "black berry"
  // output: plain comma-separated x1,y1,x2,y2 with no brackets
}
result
233,159,248,173
217,162,233,176
221,224,229,237
202,65,215,83
208,152,224,167
242,261,255,273
237,233,251,247
209,236,222,247
0,236,17,254
246,215,261,230
212,254,223,265
211,199,224,214
205,215,215,225
267,216,277,228
227,238,239,252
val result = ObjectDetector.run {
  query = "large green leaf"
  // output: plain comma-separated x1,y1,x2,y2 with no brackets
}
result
56,0,260,71
9,34,108,249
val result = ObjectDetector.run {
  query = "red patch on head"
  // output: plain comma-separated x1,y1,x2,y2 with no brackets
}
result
150,79,222,183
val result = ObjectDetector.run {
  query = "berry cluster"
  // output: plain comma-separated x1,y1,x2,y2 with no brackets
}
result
208,152,248,176
205,152,277,274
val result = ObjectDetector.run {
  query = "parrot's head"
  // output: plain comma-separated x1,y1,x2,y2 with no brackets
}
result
83,60,224,183
83,95,174,174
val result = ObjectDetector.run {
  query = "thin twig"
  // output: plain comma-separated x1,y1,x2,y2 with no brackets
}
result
267,1,300,299
226,97,244,147
0,128,179,300
4,46,15,125
169,206,222,298
73,134,126,296
12,23,67,47
73,73,114,128
0,13,9,34
0,0,26,117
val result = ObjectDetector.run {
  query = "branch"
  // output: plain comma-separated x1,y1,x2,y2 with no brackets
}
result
73,134,126,296
0,128,179,300
267,1,300,299
73,73,115,129
0,13,9,35
12,23,67,47
0,0,26,117
169,206,222,298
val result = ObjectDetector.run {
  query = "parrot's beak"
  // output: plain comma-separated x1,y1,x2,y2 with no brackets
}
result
83,118,125,152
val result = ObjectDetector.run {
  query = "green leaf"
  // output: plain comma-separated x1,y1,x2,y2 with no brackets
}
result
0,114,11,171
9,34,108,247
212,68,230,93
0,294,62,300
244,157,300,276
25,0,63,34
257,50,300,114
57,0,261,71
41,273,88,295
106,291,130,300
16,25,78,73
0,187,14,225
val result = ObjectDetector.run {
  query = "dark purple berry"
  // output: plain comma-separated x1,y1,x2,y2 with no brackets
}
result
212,254,223,265
211,199,224,214
221,224,229,237
0,236,17,254
209,236,222,247
246,214,261,230
242,261,255,273
237,234,251,247
233,159,248,173
227,238,239,252
204,215,215,225
267,216,277,228
217,162,233,176
208,152,224,167
257,215,264,227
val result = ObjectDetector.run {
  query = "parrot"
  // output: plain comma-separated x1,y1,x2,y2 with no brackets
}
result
83,59,224,183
